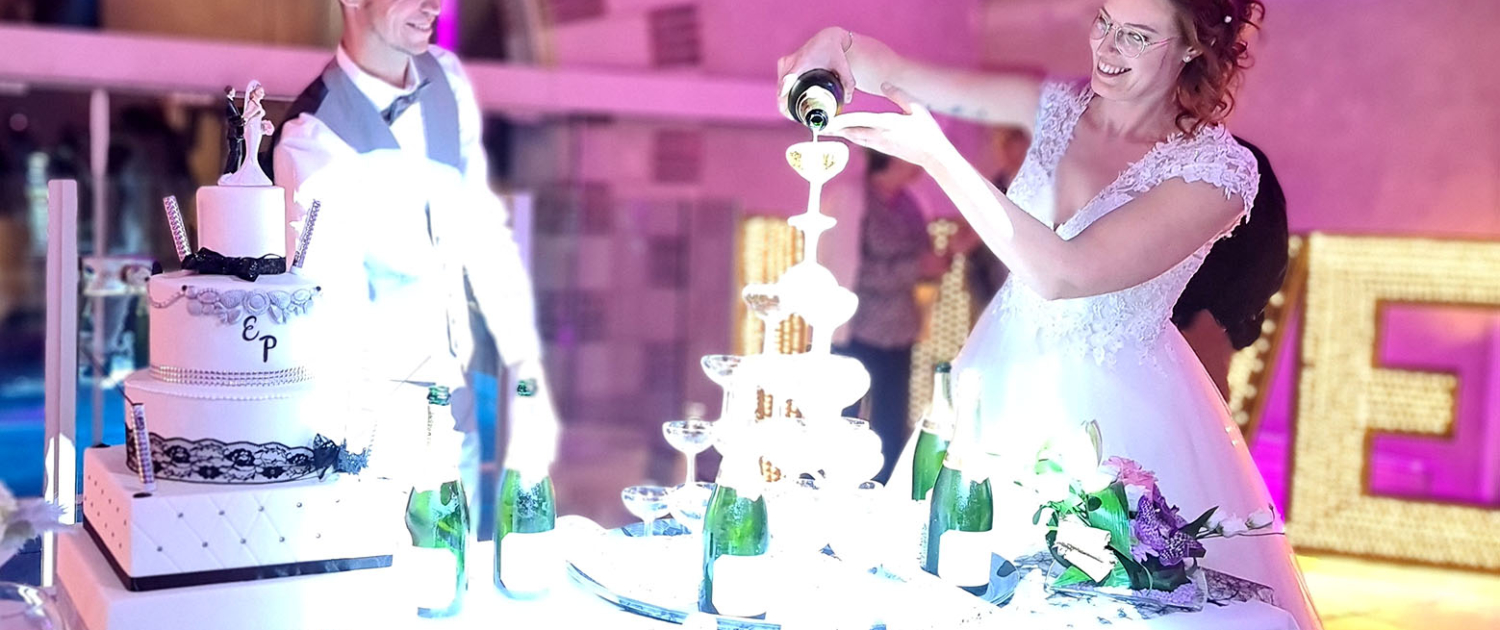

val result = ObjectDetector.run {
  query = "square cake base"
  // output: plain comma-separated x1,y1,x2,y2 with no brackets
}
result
58,530,413,630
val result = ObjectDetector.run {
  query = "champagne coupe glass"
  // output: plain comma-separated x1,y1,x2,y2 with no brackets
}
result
663,420,715,484
669,481,715,535
700,354,744,420
621,485,672,538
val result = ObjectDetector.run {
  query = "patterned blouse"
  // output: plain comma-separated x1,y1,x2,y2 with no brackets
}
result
849,188,928,349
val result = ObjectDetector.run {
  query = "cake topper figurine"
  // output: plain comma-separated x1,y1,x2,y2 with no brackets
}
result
222,86,245,178
219,80,274,187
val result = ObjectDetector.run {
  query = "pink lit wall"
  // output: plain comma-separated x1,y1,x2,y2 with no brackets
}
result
980,0,1500,511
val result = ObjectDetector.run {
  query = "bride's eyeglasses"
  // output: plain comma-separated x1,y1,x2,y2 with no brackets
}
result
1090,13,1176,59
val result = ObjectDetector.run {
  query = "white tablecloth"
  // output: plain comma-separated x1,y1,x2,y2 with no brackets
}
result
419,540,674,629
421,541,1297,630
49,538,1295,629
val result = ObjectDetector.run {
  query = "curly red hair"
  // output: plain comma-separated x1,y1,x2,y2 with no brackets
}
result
1166,0,1265,134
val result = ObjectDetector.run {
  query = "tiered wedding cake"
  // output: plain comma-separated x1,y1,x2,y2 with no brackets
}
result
55,84,407,630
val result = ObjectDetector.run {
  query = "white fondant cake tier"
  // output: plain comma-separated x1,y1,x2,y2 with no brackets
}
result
121,370,338,454
81,447,404,580
146,271,321,378
57,530,410,630
195,185,287,259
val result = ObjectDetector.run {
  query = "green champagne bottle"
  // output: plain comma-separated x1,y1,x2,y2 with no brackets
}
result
923,370,993,596
785,68,845,133
912,362,955,501
406,385,470,618
912,362,955,569
494,377,557,598
698,452,770,617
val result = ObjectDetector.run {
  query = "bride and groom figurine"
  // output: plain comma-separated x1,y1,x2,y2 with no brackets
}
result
221,81,274,187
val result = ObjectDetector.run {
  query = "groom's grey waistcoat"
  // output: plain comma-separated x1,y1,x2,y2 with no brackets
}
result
272,52,462,171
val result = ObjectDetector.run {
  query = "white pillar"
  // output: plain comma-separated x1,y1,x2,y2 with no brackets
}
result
43,179,80,587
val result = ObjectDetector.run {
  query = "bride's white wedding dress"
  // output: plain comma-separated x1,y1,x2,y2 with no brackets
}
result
893,80,1320,630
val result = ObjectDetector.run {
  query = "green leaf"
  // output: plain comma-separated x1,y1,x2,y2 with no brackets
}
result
1035,459,1063,475
1118,550,1151,590
1086,483,1134,558
1146,562,1192,591
1053,565,1095,588
1036,502,1070,527
1182,507,1218,539
1101,560,1131,589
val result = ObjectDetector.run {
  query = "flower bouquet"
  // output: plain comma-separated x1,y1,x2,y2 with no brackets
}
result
0,482,67,569
1022,422,1277,610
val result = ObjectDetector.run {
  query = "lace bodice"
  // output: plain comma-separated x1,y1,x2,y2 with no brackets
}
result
988,80,1260,366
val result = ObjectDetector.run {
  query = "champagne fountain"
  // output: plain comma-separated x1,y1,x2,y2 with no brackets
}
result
731,139,881,487
612,134,897,624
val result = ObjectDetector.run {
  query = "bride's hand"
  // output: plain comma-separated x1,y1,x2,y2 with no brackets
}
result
776,27,856,120
823,83,955,170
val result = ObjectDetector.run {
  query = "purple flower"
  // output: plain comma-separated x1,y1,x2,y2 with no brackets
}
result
1131,487,1204,567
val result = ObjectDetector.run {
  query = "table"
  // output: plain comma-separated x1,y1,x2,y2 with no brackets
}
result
426,541,1298,630
51,538,1297,630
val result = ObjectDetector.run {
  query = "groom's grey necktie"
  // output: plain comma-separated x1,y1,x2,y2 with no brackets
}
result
382,79,431,125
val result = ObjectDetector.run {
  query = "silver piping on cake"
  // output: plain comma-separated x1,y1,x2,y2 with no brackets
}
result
149,364,313,387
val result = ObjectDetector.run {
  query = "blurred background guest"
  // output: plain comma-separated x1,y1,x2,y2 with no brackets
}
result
837,148,945,484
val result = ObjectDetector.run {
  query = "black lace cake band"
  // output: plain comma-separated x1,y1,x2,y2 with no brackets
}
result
125,432,369,484
181,247,285,281
150,364,312,387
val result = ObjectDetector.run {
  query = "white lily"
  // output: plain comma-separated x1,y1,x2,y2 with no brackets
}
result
1077,469,1116,495
1209,512,1248,537
1037,421,1103,481
1247,505,1277,530
1033,471,1074,504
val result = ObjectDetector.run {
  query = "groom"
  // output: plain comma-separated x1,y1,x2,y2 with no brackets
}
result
272,0,556,519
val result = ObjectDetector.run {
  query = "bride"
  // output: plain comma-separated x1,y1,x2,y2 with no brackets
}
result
778,0,1319,628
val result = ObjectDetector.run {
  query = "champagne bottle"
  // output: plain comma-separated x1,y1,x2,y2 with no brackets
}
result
405,385,470,618
785,69,845,133
923,370,993,596
912,362,955,569
698,452,770,617
493,377,557,598
912,362,955,501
